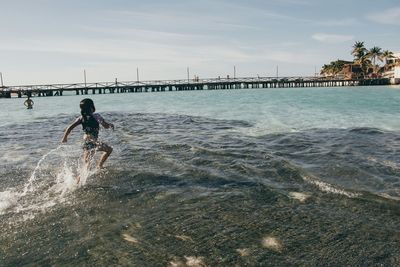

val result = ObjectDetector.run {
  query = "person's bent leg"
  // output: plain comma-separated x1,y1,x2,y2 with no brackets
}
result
83,150,95,165
98,143,113,168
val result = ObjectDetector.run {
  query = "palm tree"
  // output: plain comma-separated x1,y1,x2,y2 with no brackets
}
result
352,41,367,60
331,60,345,77
320,60,346,78
321,64,334,77
367,46,383,75
354,56,372,79
321,64,331,76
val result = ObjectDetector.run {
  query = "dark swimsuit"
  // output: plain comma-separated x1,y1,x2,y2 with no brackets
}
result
77,113,104,150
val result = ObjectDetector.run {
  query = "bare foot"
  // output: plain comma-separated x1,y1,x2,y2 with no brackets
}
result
76,175,81,184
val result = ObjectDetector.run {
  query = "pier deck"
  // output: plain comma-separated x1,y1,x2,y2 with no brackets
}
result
0,76,390,98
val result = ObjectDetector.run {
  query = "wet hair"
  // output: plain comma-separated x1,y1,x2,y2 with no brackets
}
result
80,98,96,116
79,98,99,137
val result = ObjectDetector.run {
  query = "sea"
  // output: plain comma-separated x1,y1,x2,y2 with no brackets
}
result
1,86,400,266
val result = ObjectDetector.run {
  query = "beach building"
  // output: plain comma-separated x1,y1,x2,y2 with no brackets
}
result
341,63,363,80
383,52,400,84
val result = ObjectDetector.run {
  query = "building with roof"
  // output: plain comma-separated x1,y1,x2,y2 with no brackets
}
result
383,53,400,84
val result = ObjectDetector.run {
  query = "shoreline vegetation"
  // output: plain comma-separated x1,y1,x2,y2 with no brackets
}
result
320,41,399,81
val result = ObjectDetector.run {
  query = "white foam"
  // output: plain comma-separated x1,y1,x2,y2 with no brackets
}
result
367,157,400,171
301,174,360,198
0,190,19,215
382,160,399,169
379,192,400,201
232,122,297,137
0,151,29,164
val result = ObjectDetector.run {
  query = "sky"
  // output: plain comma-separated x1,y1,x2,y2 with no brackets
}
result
0,0,399,85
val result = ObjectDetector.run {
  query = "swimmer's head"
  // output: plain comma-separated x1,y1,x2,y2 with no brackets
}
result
80,98,95,116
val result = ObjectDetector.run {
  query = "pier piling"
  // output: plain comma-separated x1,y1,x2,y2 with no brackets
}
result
0,77,391,98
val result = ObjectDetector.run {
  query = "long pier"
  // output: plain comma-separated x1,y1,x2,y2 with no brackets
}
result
0,76,390,98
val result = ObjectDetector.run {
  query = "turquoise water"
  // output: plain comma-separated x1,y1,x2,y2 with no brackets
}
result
1,86,400,266
2,86,400,133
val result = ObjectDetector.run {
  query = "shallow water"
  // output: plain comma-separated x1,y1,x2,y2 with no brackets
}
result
1,87,400,266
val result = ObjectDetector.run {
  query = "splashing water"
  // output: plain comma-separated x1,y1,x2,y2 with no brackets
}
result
0,190,19,215
22,146,64,196
0,144,97,218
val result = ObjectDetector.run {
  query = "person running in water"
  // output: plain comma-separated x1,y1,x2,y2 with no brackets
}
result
61,98,114,169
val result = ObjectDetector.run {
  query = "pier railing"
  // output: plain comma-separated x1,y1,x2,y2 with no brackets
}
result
0,76,390,98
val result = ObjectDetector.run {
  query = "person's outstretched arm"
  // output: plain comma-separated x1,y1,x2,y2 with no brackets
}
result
61,120,81,143
101,120,114,130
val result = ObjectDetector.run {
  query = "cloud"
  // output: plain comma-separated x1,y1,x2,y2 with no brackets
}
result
367,7,400,25
312,33,354,43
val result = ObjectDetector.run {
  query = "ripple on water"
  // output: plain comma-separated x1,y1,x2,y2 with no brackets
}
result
1,113,400,265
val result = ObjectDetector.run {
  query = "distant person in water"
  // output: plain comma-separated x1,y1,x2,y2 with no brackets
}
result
24,96,34,109
61,98,114,169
